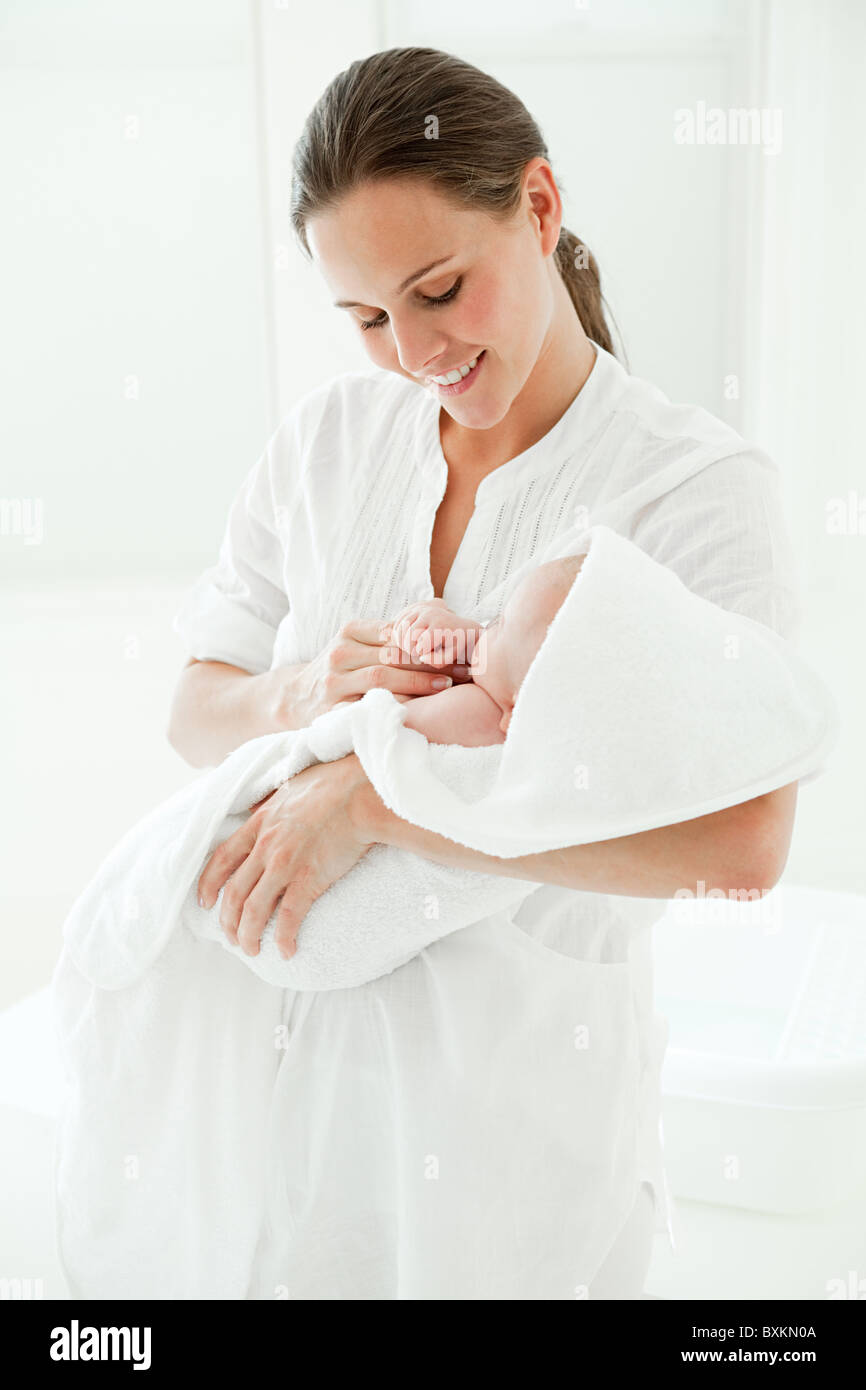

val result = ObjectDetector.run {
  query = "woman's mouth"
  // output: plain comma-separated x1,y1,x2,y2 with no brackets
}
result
427,350,486,396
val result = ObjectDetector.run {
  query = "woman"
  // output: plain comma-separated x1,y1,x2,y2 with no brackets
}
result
61,47,800,1301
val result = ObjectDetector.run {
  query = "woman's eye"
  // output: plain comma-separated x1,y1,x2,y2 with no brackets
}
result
425,276,462,307
358,276,463,332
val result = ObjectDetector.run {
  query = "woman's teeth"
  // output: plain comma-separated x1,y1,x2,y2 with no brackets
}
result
429,355,479,386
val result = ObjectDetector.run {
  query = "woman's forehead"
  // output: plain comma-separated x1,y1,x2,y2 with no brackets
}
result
306,183,486,287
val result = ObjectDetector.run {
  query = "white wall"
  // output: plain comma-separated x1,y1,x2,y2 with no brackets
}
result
0,0,271,583
0,0,274,1002
741,0,866,890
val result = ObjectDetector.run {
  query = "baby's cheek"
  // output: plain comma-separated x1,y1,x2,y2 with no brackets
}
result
479,640,507,687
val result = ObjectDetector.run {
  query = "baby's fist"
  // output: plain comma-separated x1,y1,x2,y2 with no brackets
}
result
388,599,480,667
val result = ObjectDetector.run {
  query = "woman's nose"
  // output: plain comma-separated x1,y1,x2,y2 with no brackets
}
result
390,321,449,380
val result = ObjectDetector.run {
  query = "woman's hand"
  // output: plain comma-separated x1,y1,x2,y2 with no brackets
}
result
273,619,470,729
197,753,377,960
389,600,482,667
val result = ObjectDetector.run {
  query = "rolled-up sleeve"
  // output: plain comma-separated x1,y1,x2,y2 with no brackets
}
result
172,439,291,676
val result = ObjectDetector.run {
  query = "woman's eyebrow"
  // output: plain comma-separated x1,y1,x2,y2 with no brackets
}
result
396,255,456,294
334,254,456,309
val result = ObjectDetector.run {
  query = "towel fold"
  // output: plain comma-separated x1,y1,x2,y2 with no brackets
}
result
60,525,838,993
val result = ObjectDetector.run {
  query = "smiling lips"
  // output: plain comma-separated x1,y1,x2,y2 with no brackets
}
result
426,350,486,394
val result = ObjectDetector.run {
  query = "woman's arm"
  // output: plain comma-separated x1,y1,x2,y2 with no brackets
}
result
167,659,304,769
168,624,468,768
355,764,798,899
199,751,797,960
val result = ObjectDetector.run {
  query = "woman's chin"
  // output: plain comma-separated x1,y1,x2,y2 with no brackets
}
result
442,393,513,433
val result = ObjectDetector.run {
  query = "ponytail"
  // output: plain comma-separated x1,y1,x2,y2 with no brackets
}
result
554,228,616,355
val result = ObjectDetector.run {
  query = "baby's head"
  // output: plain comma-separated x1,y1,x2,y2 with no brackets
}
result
469,553,584,735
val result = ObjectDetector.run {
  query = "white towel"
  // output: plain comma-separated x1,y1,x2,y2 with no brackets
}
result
350,524,838,853
60,525,838,994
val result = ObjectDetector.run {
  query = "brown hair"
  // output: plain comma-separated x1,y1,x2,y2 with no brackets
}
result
290,47,619,357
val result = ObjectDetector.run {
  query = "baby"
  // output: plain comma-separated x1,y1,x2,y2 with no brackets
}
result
382,553,585,747
183,552,585,988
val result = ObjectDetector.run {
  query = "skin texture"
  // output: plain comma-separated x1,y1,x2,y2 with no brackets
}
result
468,555,584,733
393,554,585,740
194,162,799,960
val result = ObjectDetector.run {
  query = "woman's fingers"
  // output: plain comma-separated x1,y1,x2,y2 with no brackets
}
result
333,616,456,673
198,818,259,912
336,618,392,650
237,846,345,963
218,856,265,946
236,869,289,957
323,616,466,708
272,869,321,959
380,644,447,673
365,659,452,697
194,760,374,966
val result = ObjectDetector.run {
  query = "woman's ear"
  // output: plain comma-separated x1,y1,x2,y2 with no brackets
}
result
522,157,563,258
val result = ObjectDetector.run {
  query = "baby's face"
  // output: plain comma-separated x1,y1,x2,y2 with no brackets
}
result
469,557,579,734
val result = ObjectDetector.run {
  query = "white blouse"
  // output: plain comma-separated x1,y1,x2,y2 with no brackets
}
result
172,342,800,1293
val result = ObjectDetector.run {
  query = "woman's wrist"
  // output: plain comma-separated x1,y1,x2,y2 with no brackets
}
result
263,662,309,733
345,751,393,846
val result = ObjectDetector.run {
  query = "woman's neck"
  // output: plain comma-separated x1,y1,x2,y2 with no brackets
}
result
438,278,598,478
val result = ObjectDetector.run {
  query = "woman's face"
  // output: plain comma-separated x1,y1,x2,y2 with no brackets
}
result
305,163,563,431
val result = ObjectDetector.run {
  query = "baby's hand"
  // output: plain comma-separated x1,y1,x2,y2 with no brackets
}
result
386,599,481,668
